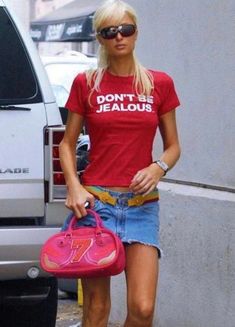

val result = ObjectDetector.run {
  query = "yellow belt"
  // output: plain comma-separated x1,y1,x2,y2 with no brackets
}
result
85,186,159,207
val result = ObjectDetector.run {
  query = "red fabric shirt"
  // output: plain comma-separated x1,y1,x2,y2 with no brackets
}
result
65,70,180,186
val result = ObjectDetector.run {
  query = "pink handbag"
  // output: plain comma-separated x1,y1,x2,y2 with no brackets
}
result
40,209,125,278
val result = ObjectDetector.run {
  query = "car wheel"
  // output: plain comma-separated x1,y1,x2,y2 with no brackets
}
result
0,277,58,327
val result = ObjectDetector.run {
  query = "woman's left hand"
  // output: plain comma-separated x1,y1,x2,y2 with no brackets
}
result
129,163,165,195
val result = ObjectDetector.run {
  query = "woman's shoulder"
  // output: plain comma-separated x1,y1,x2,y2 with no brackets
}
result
148,69,175,85
72,71,87,86
73,69,96,80
148,69,180,111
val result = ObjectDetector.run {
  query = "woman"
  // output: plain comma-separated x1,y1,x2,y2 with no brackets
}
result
59,0,181,326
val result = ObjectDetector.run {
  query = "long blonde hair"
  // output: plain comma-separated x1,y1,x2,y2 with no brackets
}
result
86,0,154,95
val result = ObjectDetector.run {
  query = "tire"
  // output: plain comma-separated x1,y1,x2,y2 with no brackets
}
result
0,277,58,327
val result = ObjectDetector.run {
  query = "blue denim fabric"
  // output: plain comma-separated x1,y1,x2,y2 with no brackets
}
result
62,186,162,257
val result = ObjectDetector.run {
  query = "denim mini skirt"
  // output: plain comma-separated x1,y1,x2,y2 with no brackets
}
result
62,186,162,257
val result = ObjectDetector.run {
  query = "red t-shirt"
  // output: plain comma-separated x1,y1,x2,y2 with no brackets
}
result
65,70,180,186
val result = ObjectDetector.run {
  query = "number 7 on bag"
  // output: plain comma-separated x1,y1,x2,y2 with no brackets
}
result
71,239,93,263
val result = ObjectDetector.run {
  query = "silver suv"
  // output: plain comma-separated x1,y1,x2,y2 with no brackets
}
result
0,2,68,326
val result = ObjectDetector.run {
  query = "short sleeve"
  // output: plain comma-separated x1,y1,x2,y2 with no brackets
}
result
65,73,87,116
158,73,180,116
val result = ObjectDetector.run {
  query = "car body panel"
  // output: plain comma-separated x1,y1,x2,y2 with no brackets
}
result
0,0,63,296
0,103,46,217
0,6,61,218
0,226,60,280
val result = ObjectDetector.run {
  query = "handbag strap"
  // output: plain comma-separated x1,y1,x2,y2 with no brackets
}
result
68,208,104,231
87,208,104,228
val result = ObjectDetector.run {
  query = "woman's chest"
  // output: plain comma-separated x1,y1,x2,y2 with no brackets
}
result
85,91,160,130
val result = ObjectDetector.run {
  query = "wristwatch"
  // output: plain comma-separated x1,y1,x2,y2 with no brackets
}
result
153,159,169,175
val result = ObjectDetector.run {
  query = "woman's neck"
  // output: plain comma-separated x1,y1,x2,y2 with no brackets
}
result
108,56,135,77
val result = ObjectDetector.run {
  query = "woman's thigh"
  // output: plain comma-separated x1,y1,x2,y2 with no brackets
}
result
125,243,159,307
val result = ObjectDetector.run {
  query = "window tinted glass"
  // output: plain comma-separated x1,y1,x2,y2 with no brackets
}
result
0,7,41,104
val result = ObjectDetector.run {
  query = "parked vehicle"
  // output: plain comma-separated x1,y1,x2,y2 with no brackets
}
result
42,53,92,173
0,2,71,326
42,53,95,297
42,53,97,123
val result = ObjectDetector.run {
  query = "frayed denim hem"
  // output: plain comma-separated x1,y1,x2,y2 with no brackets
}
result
123,239,163,258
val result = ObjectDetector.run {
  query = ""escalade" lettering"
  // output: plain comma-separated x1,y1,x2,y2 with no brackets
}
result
0,168,29,174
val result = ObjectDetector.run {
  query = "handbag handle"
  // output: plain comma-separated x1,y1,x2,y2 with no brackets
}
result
68,209,104,232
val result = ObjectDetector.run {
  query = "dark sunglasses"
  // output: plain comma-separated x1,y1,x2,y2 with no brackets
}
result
97,24,136,40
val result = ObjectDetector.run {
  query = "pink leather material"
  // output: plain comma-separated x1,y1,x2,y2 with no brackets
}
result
40,209,126,278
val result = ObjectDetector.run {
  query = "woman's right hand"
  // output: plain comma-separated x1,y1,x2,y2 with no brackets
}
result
65,182,95,218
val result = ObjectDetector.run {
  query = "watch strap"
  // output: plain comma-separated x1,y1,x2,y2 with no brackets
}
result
153,160,169,175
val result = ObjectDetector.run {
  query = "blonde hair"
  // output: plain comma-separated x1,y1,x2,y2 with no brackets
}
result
86,0,154,95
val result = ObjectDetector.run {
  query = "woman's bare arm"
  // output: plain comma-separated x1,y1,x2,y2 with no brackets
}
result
59,112,94,217
130,109,181,194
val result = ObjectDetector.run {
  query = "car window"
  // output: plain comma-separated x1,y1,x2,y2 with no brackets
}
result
0,7,41,105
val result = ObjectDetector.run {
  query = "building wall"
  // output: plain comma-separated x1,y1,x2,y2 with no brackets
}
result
33,0,75,55
109,1,235,326
34,0,72,18
5,0,80,56
10,0,96,56
132,0,235,190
